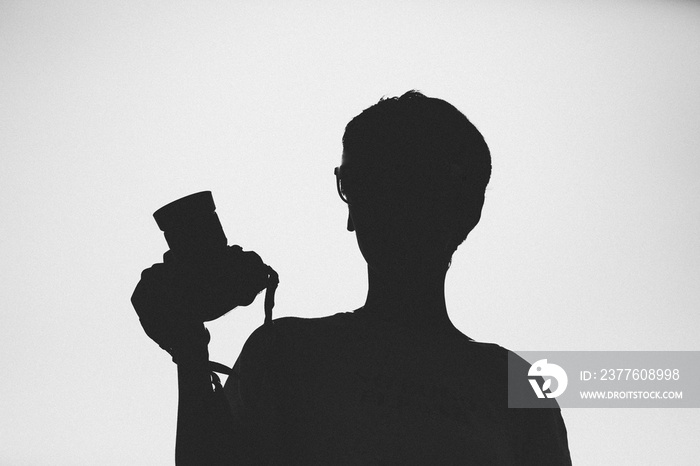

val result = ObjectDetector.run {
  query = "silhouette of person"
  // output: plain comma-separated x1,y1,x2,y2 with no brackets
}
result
132,91,572,465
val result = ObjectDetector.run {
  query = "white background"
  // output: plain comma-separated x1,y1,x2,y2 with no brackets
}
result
1,1,699,464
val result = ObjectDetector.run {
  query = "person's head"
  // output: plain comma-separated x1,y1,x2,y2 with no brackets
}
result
338,90,491,274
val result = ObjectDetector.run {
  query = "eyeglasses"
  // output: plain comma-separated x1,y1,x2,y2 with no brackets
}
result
334,166,350,204
335,165,399,206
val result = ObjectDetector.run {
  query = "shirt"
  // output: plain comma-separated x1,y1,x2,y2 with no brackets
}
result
223,311,572,465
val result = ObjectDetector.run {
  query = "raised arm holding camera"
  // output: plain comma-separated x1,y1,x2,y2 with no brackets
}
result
132,91,572,465
131,191,274,464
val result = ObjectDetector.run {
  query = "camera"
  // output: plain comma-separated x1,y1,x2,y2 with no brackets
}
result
153,191,272,322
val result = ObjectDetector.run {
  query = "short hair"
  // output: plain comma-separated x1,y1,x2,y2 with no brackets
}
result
342,90,491,251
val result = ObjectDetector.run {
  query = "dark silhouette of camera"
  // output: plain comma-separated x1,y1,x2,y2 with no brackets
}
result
153,191,270,321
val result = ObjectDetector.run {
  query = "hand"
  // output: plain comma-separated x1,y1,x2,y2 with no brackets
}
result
131,260,209,360
223,246,270,308
131,246,271,357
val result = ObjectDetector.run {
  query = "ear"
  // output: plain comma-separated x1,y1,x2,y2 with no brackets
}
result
347,211,355,232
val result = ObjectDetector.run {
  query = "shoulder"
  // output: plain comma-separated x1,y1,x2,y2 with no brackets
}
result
456,339,549,386
270,312,357,335
235,313,355,365
439,334,512,379
226,313,358,403
247,312,355,344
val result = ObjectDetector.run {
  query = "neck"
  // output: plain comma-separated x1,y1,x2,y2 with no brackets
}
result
362,263,453,329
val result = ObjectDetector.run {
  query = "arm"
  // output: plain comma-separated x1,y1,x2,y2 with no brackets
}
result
131,264,239,465
174,329,236,465
506,353,572,464
132,248,272,464
175,321,287,465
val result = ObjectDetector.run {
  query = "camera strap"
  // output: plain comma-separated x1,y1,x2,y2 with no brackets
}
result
263,265,279,325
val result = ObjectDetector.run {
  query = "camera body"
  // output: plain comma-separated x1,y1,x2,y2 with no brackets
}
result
153,191,266,321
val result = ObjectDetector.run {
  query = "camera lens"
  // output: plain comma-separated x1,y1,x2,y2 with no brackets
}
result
153,191,228,262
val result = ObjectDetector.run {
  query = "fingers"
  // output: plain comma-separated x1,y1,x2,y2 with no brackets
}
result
132,261,205,353
238,250,270,306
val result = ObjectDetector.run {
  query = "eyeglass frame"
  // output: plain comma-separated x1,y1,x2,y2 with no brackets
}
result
334,166,350,204
334,164,406,206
